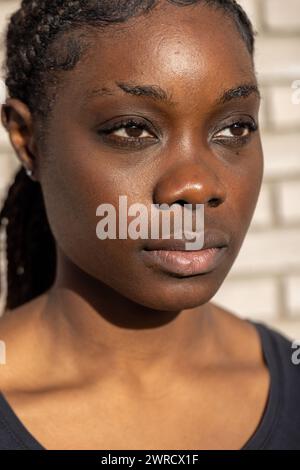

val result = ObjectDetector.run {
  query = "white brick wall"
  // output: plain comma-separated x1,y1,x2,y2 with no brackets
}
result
213,0,300,338
262,133,300,178
213,277,279,320
250,184,274,229
284,275,300,317
264,0,300,31
277,181,300,223
270,86,300,130
0,1,300,338
255,37,300,82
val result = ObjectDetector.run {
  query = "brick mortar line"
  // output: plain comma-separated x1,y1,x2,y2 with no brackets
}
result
256,0,267,34
257,30,300,38
228,271,300,281
261,124,300,135
268,221,300,231
268,180,284,228
266,125,300,135
249,219,300,233
259,80,300,88
260,87,274,133
267,180,279,228
286,311,300,319
272,318,300,324
261,128,300,136
263,175,300,184
277,276,288,320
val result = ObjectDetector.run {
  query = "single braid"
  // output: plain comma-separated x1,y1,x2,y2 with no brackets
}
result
0,0,255,311
0,168,56,310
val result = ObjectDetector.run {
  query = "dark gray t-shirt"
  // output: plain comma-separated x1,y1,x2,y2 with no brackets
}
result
0,319,299,450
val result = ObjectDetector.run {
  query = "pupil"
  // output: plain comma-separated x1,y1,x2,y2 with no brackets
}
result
126,126,142,138
231,124,245,136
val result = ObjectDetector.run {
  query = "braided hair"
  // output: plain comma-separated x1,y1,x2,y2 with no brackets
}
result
0,0,256,311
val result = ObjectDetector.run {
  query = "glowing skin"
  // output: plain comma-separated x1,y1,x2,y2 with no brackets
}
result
0,2,268,450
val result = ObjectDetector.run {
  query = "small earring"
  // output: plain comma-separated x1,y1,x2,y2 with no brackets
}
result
25,167,33,177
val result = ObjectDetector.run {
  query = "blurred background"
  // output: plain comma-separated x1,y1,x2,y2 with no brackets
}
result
0,0,299,338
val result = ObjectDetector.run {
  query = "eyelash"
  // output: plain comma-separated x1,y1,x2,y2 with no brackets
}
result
213,120,258,147
99,117,258,149
100,118,156,149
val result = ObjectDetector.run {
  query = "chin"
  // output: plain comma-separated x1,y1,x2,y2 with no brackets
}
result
130,272,222,312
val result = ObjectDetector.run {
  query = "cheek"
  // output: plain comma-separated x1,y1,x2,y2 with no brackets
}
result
226,148,264,234
40,143,148,279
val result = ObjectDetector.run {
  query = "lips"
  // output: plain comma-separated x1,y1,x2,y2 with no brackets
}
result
143,228,230,252
141,229,230,277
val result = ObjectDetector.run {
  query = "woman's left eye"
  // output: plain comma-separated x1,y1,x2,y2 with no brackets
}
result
213,121,258,141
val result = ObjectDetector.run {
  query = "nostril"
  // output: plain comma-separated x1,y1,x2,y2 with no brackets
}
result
209,198,220,208
175,199,188,207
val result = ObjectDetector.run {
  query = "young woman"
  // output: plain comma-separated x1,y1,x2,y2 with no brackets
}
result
0,0,299,450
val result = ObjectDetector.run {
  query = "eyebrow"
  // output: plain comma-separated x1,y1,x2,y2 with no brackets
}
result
84,81,261,106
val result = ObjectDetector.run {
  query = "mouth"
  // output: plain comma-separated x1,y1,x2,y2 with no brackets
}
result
141,229,229,277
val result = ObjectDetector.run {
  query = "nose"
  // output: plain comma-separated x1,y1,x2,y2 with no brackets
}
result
153,161,226,210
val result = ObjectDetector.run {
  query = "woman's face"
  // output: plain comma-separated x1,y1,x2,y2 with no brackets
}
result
37,2,263,311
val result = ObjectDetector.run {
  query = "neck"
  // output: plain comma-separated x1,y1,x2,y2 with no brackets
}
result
39,249,219,388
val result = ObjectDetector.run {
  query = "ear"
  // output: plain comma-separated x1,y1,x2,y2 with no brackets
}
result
1,98,40,182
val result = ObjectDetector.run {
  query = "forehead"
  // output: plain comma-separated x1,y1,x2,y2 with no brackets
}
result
53,2,256,112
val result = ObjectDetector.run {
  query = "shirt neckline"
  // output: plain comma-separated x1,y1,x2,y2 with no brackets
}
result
0,318,282,450
0,391,46,449
240,318,282,449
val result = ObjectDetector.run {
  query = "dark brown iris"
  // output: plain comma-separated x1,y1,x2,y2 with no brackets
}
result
125,126,143,138
230,123,246,136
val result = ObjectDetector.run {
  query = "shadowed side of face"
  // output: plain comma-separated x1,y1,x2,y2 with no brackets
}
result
37,1,263,311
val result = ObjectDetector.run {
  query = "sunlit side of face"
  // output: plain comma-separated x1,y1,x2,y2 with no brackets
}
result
38,2,264,311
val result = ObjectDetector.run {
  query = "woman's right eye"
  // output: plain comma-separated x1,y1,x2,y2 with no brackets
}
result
111,125,153,139
99,119,158,148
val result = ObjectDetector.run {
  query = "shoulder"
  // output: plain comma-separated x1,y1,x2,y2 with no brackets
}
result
0,293,49,392
252,320,300,380
211,303,300,448
256,320,300,393
249,320,300,448
210,301,300,370
0,293,51,449
0,392,29,450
